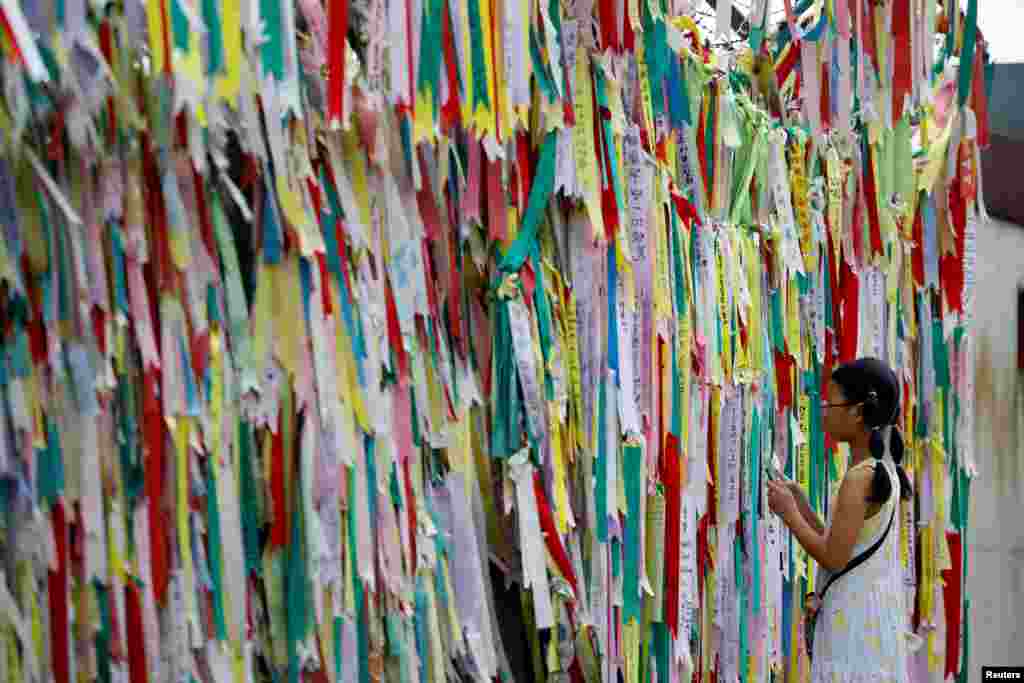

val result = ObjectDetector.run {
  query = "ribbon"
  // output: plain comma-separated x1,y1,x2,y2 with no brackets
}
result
327,0,349,123
970,45,990,149
663,433,683,637
957,0,978,108
892,0,912,122
48,501,70,683
498,131,557,273
942,531,962,679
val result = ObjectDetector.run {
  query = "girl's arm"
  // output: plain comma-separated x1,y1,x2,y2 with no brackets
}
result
786,481,825,535
779,468,872,573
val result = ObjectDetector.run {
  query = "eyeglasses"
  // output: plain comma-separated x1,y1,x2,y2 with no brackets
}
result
821,400,859,409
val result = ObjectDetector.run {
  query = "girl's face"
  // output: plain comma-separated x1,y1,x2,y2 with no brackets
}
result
822,380,863,442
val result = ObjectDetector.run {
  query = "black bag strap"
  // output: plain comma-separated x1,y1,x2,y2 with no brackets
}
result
818,502,896,604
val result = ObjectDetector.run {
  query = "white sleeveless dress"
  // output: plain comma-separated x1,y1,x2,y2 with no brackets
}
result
810,456,911,683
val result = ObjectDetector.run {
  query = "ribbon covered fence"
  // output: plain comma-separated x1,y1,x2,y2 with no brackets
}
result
0,0,988,682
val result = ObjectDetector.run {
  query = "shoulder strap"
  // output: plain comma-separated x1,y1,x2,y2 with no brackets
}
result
818,501,897,603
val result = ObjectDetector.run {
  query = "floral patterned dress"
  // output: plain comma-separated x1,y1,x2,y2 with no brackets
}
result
810,456,910,683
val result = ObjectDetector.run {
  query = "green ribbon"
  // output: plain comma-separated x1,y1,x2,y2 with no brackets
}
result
595,68,626,217
37,418,65,508
171,0,191,52
260,0,285,80
530,24,558,104
489,299,523,458
333,617,344,681
467,0,491,111
499,132,558,273
117,378,145,505
203,0,225,75
207,460,228,641
653,622,670,683
239,420,263,577
644,14,668,122
95,580,112,683
933,318,950,390
596,370,608,543
737,529,749,683
958,0,979,107
531,245,555,401
959,598,970,683
670,209,687,439
770,289,785,352
417,0,443,107
356,578,369,683
623,443,643,622
730,123,766,225
808,367,823,514
749,406,762,612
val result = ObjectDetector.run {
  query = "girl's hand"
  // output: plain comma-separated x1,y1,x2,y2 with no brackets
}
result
784,480,805,498
804,593,822,620
767,479,799,524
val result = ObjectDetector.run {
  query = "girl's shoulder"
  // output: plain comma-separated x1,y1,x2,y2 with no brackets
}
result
844,459,878,478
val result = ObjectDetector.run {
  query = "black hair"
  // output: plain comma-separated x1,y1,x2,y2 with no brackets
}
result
831,357,913,503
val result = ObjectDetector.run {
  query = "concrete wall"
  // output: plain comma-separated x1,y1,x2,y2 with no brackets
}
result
968,214,1024,672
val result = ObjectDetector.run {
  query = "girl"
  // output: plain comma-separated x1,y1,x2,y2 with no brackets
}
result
767,358,917,682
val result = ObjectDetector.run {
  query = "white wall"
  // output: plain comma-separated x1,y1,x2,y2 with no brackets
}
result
968,214,1024,673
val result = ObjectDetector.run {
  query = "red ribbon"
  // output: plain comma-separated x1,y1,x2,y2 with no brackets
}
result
92,307,107,356
820,59,831,131
825,221,841,327
269,411,288,548
839,258,859,362
774,351,794,409
861,0,878,79
125,581,149,683
696,93,710,207
599,0,620,52
662,433,683,637
485,155,507,243
911,205,925,287
99,20,118,142
971,48,990,149
775,43,799,90
532,471,579,595
517,132,533,213
193,169,218,272
421,239,442,324
317,253,334,316
892,0,913,122
48,501,70,683
327,0,349,123
141,135,175,292
942,531,963,678
941,179,966,314
143,369,171,604
671,191,701,228
0,9,25,67
445,210,464,357
403,456,418,575
864,148,883,256
417,149,444,242
592,80,618,241
623,6,635,52
440,0,461,130
385,281,410,383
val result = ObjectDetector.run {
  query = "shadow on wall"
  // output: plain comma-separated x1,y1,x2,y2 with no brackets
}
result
974,333,1024,496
